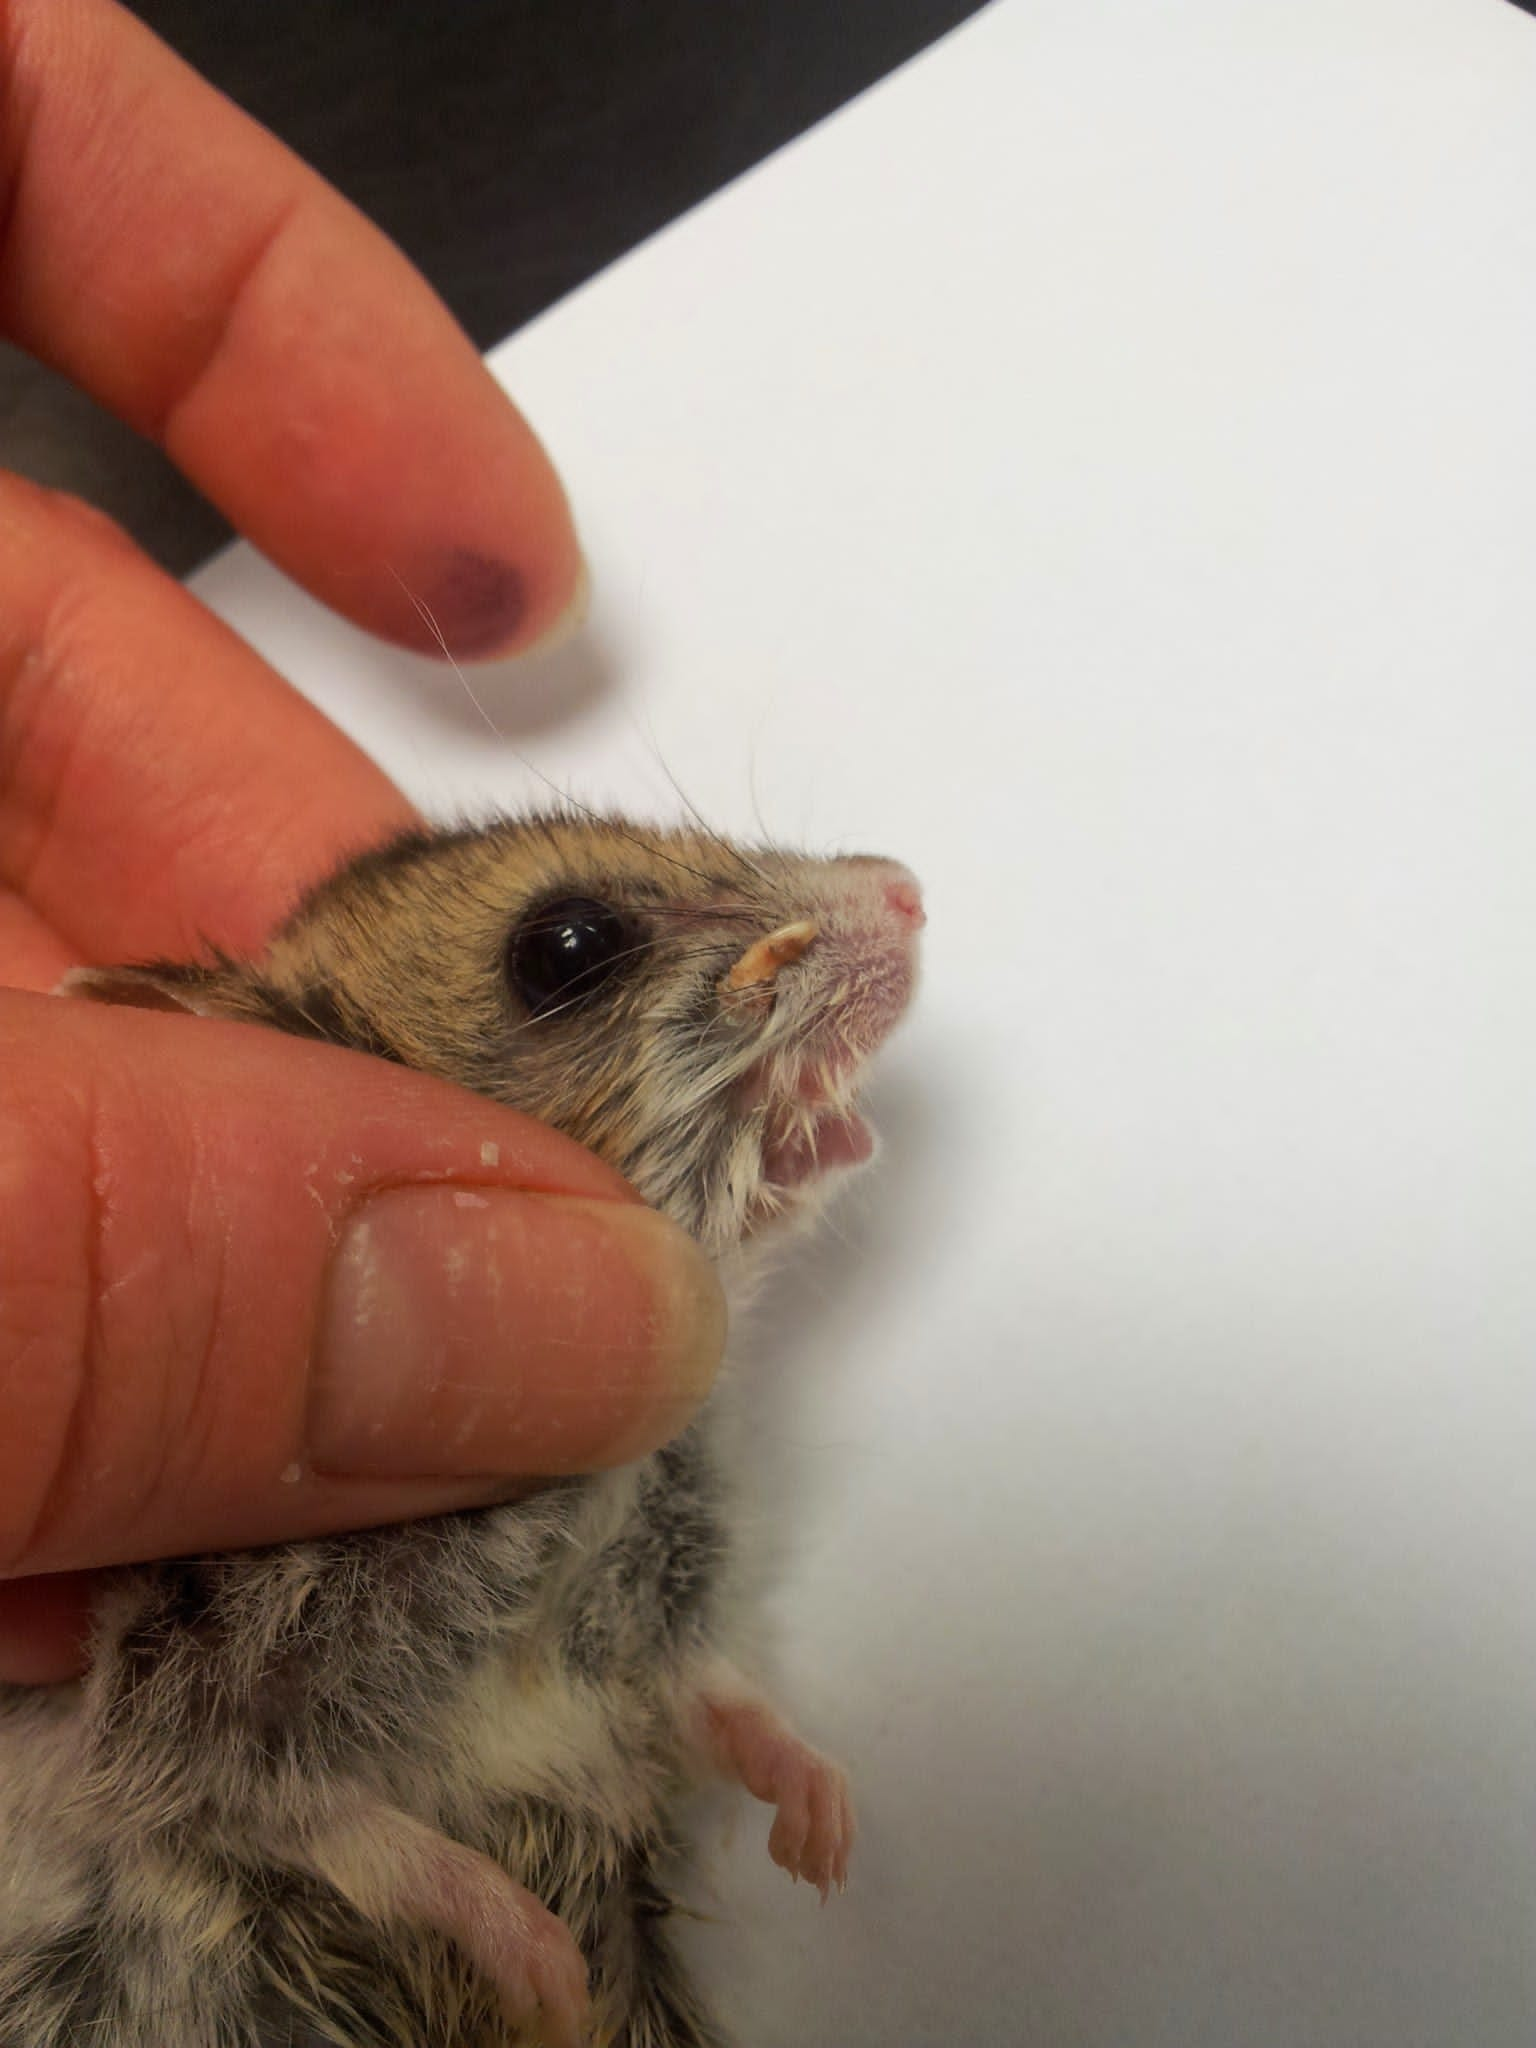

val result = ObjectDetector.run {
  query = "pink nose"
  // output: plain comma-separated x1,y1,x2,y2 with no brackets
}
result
883,876,926,930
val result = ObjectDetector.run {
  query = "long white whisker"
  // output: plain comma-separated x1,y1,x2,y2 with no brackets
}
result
387,566,731,893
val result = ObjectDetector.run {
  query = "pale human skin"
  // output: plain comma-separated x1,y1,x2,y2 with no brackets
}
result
0,0,725,1684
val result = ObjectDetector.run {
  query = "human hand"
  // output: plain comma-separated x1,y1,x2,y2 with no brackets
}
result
0,0,726,1682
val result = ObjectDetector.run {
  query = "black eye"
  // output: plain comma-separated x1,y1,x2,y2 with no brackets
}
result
506,896,636,1017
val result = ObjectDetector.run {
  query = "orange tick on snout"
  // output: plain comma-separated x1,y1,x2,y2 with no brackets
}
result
721,920,819,993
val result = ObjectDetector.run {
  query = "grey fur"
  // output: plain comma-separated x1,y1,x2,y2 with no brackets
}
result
2,815,917,2046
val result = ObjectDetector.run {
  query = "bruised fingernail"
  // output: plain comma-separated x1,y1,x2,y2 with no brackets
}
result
309,1189,726,1479
417,546,590,661
421,547,528,657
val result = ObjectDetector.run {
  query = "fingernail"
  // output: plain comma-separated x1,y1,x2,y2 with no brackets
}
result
309,1190,725,1479
518,554,591,658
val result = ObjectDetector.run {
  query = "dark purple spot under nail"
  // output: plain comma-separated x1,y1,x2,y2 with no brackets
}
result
419,549,528,658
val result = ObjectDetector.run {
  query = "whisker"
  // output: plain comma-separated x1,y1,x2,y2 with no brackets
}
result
387,566,734,895
391,574,503,738
494,931,757,1042
617,903,762,926
634,713,770,886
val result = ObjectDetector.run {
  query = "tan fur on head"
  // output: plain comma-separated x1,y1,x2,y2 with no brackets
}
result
82,814,920,1260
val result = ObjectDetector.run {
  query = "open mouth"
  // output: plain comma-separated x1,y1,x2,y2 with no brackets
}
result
753,1061,876,1194
725,861,922,1216
763,1104,875,1189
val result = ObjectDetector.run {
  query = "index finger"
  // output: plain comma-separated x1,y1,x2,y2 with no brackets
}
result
0,0,582,658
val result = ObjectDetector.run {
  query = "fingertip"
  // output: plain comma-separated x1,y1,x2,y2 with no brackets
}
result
308,1191,726,1480
150,190,586,661
0,0,584,661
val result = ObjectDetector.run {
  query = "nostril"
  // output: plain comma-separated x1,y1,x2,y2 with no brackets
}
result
884,879,925,930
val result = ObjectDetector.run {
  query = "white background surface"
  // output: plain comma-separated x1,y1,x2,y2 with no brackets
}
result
194,2,1536,2041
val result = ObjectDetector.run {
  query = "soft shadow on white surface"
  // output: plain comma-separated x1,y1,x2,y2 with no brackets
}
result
409,629,620,743
194,1,1536,2042
189,552,629,817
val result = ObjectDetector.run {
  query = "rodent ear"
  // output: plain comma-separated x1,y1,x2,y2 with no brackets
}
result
55,964,222,1017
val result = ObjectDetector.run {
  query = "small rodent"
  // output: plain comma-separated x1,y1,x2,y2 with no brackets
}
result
0,811,923,2048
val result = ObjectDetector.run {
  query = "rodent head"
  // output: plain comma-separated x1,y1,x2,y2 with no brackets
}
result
69,815,922,1256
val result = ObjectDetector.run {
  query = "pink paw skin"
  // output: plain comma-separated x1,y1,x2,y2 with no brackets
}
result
311,1808,594,2048
696,1682,856,1901
484,1894,592,2048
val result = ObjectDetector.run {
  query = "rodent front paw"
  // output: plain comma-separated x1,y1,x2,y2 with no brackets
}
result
764,1744,855,1900
697,1682,856,1902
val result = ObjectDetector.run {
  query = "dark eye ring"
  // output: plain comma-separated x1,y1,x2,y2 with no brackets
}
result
505,896,637,1017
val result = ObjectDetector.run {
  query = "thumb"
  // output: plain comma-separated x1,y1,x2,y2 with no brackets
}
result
0,989,725,1580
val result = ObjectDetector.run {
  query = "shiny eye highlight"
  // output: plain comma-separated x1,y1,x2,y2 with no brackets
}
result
505,896,637,1017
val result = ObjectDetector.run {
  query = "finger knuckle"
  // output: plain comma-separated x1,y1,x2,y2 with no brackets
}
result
0,1062,95,1571
0,1041,209,1572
